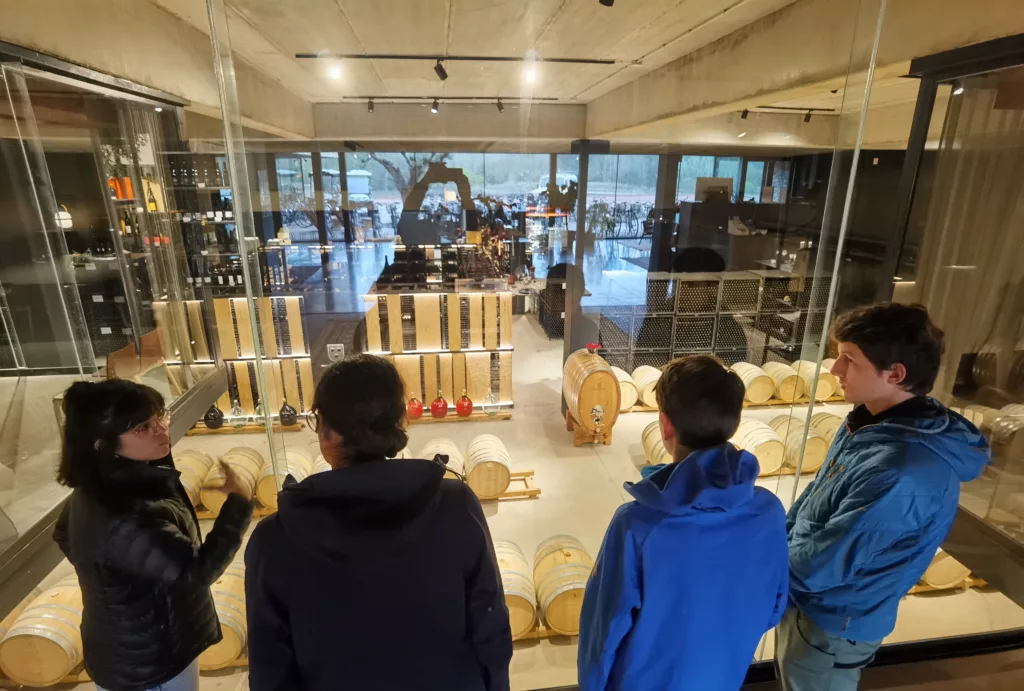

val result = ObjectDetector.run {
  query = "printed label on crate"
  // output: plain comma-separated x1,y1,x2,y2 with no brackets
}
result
114,296,125,303
100,327,112,335
92,295,103,303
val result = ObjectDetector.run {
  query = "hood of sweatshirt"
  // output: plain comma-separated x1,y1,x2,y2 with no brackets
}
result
849,397,989,482
625,443,760,515
276,457,446,561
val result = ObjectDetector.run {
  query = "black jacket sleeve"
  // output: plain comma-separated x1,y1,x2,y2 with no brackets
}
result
105,493,251,586
463,488,513,691
53,501,71,561
245,519,300,691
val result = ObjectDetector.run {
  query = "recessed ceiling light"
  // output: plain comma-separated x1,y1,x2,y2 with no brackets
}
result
738,132,746,138
328,66,342,80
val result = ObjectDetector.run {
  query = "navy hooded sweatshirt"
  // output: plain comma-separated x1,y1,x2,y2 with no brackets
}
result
577,444,788,691
245,457,513,691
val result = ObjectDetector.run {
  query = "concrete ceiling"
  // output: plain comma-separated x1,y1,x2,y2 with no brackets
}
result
1,0,1022,148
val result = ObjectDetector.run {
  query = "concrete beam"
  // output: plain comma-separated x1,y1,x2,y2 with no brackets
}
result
586,0,1024,140
0,0,313,138
313,102,587,144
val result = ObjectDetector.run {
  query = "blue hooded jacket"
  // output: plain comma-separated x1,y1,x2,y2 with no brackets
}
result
787,398,990,641
577,444,788,691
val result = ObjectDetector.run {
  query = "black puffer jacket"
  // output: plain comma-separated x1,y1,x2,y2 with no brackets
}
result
246,456,513,691
53,454,251,691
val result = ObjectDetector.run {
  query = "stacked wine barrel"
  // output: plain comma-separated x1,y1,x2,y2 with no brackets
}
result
610,366,639,411
201,447,265,514
793,360,837,401
494,540,537,640
731,363,774,405
563,349,621,439
631,366,661,409
641,421,672,466
465,434,512,499
419,438,465,479
731,420,785,474
199,560,247,670
255,449,313,510
175,449,215,509
533,536,593,636
769,416,828,473
822,358,844,397
762,362,804,402
810,412,845,445
0,577,84,686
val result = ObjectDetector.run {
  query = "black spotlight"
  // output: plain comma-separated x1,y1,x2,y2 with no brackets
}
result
600,0,614,5
431,99,439,114
434,60,448,81
741,109,749,120
496,99,505,113
368,99,374,114
804,111,812,123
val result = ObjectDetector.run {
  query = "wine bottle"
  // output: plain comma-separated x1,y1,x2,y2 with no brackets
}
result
147,181,158,212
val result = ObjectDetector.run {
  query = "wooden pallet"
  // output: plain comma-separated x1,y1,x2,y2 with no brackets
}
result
186,423,305,436
411,410,512,424
625,394,847,414
0,668,92,687
517,622,574,641
907,576,988,595
483,471,540,501
758,465,820,478
202,656,250,672
195,505,276,520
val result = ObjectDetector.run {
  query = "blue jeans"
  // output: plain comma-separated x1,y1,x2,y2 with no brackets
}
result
777,607,881,691
97,659,198,691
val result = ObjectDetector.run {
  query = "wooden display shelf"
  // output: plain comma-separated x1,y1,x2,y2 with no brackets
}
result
411,411,512,424
484,471,540,501
907,575,988,596
186,423,305,435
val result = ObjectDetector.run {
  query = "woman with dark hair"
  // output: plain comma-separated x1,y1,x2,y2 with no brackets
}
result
246,354,512,691
53,379,252,691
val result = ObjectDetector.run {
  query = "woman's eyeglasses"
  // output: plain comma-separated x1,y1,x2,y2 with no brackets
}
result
306,409,320,433
126,413,171,437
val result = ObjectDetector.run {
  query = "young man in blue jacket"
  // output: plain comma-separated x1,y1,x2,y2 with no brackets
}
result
578,355,789,691
780,303,990,691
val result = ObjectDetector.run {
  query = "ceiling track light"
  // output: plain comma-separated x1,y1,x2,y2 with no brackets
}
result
368,98,374,113
738,132,746,138
600,0,615,5
952,84,965,95
803,111,812,123
496,99,505,113
434,60,448,81
431,99,439,114
741,109,748,119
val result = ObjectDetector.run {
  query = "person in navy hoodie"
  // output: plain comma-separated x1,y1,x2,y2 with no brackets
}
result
578,355,789,691
780,303,989,691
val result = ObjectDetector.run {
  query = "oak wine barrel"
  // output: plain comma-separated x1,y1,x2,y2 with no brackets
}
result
563,349,621,432
465,434,512,499
641,421,672,466
199,562,246,670
631,366,661,409
761,362,804,402
730,362,774,405
610,366,639,411
255,449,313,510
419,438,465,479
201,447,264,514
769,415,827,473
793,360,837,401
493,540,537,640
175,449,215,508
533,536,594,636
732,420,785,474
0,577,83,686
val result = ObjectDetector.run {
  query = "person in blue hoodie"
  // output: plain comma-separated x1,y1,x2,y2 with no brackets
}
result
578,355,789,691
780,303,990,691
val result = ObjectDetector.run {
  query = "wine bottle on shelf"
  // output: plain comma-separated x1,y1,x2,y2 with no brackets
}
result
170,161,179,187
147,180,158,212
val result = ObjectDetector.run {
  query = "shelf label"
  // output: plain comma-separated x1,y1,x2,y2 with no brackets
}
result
114,296,125,303
100,327,112,335
91,295,103,303
200,250,208,256
84,264,96,271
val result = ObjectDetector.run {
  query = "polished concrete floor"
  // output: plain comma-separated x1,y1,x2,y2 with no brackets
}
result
8,313,1024,690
